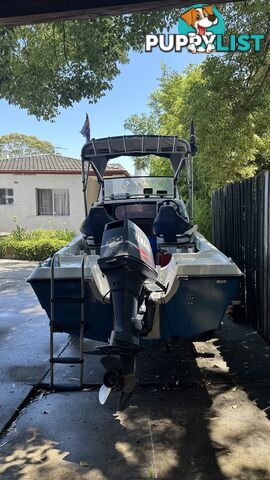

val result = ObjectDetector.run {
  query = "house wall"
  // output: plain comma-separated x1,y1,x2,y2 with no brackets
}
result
0,173,99,233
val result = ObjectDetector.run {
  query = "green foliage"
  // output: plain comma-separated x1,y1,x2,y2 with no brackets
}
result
0,238,68,261
9,228,74,242
193,196,211,239
0,133,55,157
124,112,159,136
124,113,160,170
124,1,270,236
23,229,74,241
0,12,178,120
10,223,27,241
0,227,74,260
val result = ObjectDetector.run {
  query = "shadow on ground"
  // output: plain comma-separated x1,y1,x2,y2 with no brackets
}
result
1,326,270,480
0,350,226,480
213,321,270,419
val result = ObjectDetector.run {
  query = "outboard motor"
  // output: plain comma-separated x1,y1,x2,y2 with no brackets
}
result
97,219,157,410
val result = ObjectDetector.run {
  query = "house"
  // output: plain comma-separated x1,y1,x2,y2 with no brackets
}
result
0,153,129,233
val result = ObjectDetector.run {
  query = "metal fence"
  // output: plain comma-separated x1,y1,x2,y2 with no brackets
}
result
212,171,270,342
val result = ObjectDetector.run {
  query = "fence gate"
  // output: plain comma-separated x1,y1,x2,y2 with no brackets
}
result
212,171,270,342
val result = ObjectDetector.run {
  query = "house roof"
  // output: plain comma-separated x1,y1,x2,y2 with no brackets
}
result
0,153,129,176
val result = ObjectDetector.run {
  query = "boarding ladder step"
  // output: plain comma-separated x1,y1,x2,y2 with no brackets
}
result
51,297,85,304
50,357,84,364
49,253,87,389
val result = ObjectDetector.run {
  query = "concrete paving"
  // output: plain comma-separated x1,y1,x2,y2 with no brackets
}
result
1,260,270,479
0,260,68,432
1,335,270,480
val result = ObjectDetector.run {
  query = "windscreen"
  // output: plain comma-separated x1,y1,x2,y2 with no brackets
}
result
103,176,174,199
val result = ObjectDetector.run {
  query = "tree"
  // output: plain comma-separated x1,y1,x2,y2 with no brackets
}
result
0,12,178,120
0,133,56,156
125,63,270,236
124,1,270,236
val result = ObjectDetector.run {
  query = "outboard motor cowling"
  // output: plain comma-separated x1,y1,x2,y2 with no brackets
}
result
98,219,157,347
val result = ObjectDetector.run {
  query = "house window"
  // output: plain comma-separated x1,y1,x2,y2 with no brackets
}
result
0,188,14,205
37,189,70,216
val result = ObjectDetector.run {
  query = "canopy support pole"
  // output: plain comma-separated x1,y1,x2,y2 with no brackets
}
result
173,157,185,198
186,155,193,220
82,161,90,218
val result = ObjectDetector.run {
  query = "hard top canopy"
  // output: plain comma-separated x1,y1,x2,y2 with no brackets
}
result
81,135,190,179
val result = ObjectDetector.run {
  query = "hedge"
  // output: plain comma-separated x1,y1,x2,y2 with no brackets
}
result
10,226,74,242
0,238,68,261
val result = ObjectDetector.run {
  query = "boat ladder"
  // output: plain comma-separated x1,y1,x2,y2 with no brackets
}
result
49,253,87,390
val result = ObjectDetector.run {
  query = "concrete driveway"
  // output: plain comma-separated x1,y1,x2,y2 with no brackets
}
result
0,260,270,479
0,260,68,432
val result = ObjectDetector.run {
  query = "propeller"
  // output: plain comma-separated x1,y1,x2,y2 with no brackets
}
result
99,355,122,405
99,353,137,410
99,384,112,405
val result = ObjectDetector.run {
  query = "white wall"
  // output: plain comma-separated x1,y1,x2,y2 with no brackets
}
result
0,173,99,233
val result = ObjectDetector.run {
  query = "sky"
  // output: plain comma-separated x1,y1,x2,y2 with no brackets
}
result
0,32,206,173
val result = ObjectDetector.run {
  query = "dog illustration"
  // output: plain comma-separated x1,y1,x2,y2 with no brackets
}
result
180,5,218,53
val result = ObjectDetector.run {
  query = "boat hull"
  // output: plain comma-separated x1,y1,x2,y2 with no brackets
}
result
29,274,240,343
159,276,240,339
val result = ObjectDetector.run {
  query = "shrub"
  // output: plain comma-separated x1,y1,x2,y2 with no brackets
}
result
0,238,68,261
193,195,212,240
9,227,74,242
1,226,75,261
10,224,28,241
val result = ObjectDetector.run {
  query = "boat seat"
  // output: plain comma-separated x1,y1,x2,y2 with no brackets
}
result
153,205,193,243
80,206,114,244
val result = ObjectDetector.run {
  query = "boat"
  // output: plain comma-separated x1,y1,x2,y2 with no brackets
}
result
27,134,242,409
